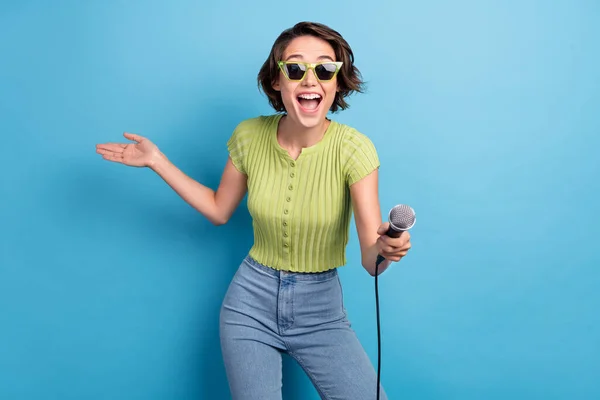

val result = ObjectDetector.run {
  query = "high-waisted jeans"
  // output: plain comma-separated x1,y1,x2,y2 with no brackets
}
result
219,255,387,400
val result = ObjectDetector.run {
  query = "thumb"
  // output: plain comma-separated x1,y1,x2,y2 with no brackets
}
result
377,222,389,235
123,132,145,143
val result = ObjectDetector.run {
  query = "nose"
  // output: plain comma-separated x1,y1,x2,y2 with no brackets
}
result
302,67,318,86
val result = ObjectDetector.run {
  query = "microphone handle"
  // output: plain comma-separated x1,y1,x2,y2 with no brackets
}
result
384,226,403,238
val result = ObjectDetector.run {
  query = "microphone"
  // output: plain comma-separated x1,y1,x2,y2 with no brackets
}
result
374,204,415,400
376,204,416,265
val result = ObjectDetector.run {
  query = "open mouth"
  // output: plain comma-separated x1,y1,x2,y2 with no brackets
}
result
297,93,322,112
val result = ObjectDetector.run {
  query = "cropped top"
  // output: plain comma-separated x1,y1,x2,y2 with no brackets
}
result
227,114,379,273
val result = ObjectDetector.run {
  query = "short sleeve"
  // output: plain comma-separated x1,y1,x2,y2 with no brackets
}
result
344,130,380,185
226,121,253,175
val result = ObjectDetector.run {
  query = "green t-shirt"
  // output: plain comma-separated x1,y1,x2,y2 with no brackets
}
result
227,114,380,273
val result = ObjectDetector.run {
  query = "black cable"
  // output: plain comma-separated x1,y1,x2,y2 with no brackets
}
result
375,254,385,400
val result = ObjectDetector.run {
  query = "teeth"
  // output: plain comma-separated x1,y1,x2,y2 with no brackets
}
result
298,93,321,100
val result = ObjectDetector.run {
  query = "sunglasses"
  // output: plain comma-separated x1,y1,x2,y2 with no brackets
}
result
278,61,343,82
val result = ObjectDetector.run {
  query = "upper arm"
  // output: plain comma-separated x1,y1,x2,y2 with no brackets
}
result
343,130,382,259
214,156,248,224
350,169,382,257
214,120,253,224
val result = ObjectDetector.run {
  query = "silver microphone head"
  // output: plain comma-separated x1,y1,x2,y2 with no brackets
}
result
389,204,416,231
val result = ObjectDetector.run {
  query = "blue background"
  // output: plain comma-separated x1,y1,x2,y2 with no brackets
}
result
1,1,599,399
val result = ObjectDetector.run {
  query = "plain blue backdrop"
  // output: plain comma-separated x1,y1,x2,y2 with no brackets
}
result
1,0,599,399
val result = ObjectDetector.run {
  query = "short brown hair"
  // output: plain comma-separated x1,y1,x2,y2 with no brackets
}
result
257,21,365,113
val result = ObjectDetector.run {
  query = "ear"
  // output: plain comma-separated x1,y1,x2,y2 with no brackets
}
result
272,77,281,91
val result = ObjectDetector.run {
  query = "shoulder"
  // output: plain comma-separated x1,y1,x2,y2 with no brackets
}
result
227,114,280,174
227,114,277,151
332,121,380,184
230,114,279,138
333,121,379,160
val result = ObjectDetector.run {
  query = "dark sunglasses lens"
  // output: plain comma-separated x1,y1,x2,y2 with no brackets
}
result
285,63,306,80
315,63,338,80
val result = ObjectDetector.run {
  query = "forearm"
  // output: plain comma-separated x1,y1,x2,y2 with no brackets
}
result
362,244,392,276
149,151,225,225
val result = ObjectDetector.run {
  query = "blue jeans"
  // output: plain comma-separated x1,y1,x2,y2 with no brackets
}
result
219,255,387,400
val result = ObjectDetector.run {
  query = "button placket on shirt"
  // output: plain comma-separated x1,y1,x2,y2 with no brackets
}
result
282,160,296,262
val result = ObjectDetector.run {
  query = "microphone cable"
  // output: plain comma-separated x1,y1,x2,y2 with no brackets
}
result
373,204,415,400
374,254,385,400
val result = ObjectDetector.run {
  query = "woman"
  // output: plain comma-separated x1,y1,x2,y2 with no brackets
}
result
96,21,411,400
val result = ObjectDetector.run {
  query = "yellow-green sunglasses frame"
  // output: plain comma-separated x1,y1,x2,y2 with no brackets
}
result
277,61,343,82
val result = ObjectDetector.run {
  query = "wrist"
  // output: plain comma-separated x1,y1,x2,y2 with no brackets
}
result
148,149,168,172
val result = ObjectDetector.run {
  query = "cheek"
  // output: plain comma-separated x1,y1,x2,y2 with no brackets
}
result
323,83,338,102
280,84,298,102
323,79,338,92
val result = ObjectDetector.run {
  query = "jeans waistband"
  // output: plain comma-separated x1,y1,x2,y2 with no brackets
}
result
243,255,338,282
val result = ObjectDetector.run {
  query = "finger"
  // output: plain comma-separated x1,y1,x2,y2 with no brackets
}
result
96,147,123,157
377,240,396,255
378,235,395,246
393,243,411,254
380,253,402,262
395,248,410,258
393,232,412,247
395,237,412,249
384,251,408,262
124,132,145,142
102,153,123,163
378,235,408,248
378,239,410,255
377,222,390,235
96,143,126,152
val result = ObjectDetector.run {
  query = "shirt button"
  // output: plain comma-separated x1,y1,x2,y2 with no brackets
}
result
290,172,295,178
288,185,293,191
286,197,291,202
283,221,288,227
283,232,288,238
284,243,289,248
284,209,289,215
290,161,296,167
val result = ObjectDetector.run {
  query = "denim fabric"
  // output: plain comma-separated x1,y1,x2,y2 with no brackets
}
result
219,255,387,400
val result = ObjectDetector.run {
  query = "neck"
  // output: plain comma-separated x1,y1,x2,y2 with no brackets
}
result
277,115,330,151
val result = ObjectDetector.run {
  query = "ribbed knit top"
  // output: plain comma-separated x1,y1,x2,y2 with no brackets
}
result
227,114,380,273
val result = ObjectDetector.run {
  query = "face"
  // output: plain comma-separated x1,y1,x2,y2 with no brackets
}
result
272,35,340,129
